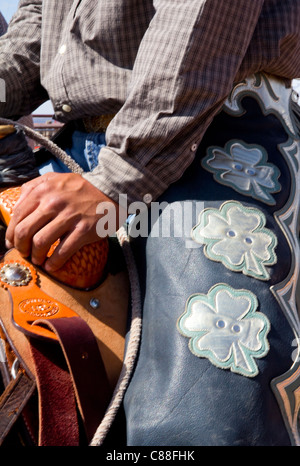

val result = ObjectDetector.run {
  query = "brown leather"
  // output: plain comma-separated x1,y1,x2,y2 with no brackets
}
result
0,186,109,290
0,186,129,445
0,125,15,140
0,369,36,446
83,114,115,133
0,248,129,390
0,186,18,225
29,337,80,446
0,247,129,444
0,257,81,341
31,317,111,444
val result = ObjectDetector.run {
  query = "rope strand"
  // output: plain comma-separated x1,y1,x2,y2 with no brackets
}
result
0,117,83,174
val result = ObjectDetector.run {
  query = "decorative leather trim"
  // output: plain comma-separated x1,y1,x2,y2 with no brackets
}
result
270,137,300,446
222,72,300,445
224,73,299,138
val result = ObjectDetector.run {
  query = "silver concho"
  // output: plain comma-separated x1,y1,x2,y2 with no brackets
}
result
0,263,32,286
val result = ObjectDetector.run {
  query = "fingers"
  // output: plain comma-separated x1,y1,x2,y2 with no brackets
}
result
8,209,54,258
4,173,119,271
5,174,54,247
30,213,80,266
43,228,86,272
5,193,40,250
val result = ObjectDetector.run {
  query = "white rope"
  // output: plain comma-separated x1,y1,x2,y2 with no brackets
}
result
0,117,83,174
90,226,142,446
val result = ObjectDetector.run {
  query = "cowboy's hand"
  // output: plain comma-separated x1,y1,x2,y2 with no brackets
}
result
5,172,125,272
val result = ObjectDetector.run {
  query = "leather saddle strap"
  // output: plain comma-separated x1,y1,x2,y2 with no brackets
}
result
30,337,79,446
31,316,111,445
0,369,36,446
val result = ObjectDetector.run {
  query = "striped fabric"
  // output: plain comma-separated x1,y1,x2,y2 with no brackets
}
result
1,0,300,203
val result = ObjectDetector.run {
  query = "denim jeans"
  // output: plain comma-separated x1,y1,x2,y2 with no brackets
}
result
38,130,106,174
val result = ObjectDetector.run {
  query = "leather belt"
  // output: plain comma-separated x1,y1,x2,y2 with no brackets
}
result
0,125,15,140
83,114,115,133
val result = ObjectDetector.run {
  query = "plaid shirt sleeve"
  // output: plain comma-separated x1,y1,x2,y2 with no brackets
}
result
0,1,47,118
83,0,264,204
0,12,7,36
0,0,299,205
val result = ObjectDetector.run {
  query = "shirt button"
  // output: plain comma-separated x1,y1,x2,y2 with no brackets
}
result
59,44,67,54
292,90,299,102
191,143,198,152
62,104,72,113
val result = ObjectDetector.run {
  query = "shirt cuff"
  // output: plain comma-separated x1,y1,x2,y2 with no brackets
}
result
81,146,169,206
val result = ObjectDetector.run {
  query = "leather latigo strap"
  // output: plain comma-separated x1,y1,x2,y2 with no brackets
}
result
30,317,111,446
0,248,129,397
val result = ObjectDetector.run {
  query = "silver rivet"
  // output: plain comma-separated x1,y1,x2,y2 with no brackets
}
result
191,143,198,152
233,163,243,171
232,324,241,333
216,319,226,329
246,168,256,176
90,298,100,309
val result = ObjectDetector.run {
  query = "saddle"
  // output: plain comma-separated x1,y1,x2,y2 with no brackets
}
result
0,186,131,446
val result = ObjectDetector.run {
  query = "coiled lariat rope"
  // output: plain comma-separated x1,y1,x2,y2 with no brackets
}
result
0,117,83,174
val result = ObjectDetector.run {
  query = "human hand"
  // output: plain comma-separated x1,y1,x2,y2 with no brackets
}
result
5,172,126,272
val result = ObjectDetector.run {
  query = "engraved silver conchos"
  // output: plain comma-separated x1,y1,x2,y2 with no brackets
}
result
0,263,32,287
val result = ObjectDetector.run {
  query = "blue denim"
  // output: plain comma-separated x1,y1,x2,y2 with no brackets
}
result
38,130,106,174
38,129,134,226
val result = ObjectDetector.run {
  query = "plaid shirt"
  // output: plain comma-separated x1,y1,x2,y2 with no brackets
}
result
0,13,7,36
1,0,300,203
